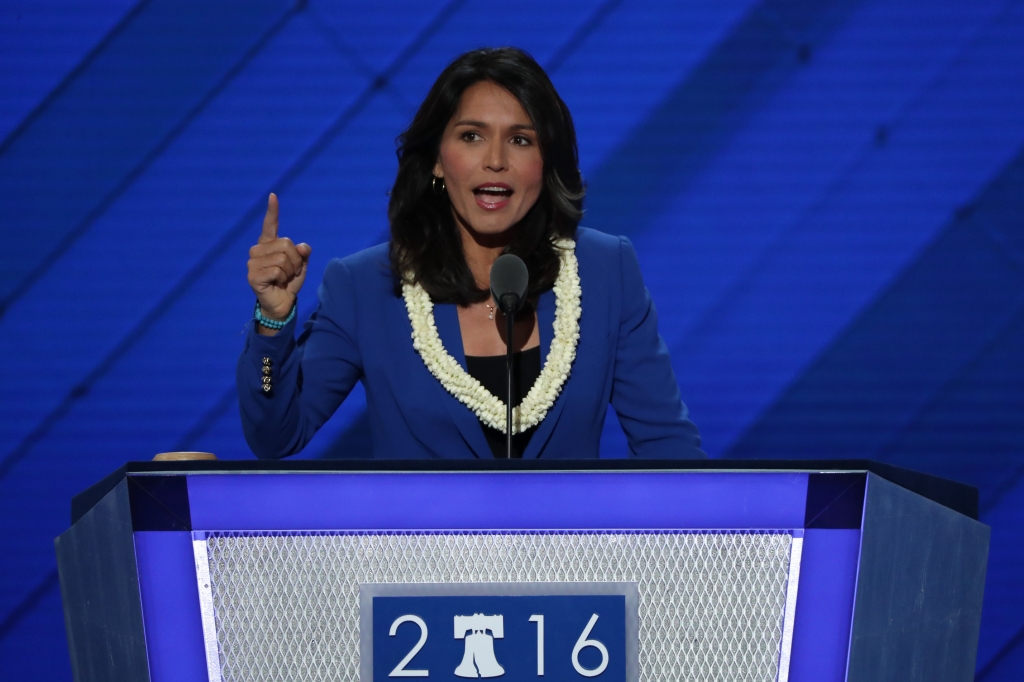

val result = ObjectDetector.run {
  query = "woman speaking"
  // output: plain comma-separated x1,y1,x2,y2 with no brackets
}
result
237,47,704,460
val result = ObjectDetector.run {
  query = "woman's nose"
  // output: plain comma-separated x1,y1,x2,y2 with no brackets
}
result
484,139,507,171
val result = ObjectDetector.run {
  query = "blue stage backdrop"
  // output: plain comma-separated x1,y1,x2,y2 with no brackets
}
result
1,0,1023,679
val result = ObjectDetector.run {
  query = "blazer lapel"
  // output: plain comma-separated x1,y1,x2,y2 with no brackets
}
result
523,289,567,459
433,302,493,459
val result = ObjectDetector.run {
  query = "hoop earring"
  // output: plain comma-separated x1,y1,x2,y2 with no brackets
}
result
432,175,446,195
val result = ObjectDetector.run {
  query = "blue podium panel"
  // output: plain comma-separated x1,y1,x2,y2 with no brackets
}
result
56,462,988,682
184,471,809,530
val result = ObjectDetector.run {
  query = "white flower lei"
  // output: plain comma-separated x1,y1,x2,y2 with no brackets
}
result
403,239,581,434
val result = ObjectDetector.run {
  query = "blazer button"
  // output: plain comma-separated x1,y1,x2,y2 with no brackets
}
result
261,358,273,393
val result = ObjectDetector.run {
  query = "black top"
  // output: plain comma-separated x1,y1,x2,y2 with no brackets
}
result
465,346,541,458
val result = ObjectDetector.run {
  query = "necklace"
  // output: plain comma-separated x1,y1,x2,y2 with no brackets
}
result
403,239,581,435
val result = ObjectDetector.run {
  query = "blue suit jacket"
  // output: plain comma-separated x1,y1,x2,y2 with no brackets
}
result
237,227,704,459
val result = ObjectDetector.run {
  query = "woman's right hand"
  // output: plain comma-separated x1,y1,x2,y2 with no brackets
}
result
247,193,312,331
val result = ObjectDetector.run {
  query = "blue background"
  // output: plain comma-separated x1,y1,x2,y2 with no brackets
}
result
0,0,1022,679
373,595,625,681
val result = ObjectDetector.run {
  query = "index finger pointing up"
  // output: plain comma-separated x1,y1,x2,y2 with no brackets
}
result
259,193,279,243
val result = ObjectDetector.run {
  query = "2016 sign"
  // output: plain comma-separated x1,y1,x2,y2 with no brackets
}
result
360,583,639,682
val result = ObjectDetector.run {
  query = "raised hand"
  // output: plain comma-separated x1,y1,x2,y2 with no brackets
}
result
247,193,312,326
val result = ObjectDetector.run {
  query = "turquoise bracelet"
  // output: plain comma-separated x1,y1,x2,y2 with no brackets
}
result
254,300,296,330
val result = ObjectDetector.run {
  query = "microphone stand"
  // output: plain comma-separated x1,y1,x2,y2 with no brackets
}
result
501,294,516,459
490,253,528,460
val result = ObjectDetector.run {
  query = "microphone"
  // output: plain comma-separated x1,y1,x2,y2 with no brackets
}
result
490,254,528,316
490,254,529,458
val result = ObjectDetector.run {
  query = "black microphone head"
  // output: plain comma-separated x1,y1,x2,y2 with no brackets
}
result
490,254,529,314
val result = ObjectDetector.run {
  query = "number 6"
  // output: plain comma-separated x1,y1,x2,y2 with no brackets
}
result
572,614,609,677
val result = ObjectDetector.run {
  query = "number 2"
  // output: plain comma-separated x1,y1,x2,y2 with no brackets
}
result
388,615,428,677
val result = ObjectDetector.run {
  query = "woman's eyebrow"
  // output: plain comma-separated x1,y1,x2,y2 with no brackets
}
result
452,119,535,131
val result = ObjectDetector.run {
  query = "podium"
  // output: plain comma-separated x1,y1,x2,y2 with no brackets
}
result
56,461,988,682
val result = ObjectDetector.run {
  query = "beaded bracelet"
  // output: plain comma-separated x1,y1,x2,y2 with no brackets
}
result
254,300,296,330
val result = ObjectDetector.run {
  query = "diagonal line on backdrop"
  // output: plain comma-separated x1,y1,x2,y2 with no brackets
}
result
0,0,467,483
544,0,623,74
976,619,1024,680
0,1,305,321
0,569,59,643
865,149,1024,469
703,0,1021,458
173,376,248,452
302,5,384,83
0,0,153,157
172,0,627,453
722,139,1024,462
581,0,865,244
303,4,418,116
981,458,1024,518
685,0,1017,367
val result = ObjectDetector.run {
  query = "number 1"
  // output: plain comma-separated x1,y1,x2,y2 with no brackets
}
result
529,615,544,675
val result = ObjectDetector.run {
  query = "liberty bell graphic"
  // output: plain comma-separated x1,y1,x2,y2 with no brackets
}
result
453,614,505,678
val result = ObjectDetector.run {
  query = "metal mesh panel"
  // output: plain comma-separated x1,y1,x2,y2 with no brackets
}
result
204,531,793,682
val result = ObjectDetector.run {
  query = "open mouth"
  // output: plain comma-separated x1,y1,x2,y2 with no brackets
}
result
473,184,514,209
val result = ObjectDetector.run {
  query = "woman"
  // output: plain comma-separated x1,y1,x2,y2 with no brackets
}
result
238,47,704,460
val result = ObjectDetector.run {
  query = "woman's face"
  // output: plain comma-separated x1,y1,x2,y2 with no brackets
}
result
434,81,544,240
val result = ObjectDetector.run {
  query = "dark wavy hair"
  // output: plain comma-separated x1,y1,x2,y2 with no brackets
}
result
389,47,584,305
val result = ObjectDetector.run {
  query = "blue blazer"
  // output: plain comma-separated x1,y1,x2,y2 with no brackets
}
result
237,227,704,459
